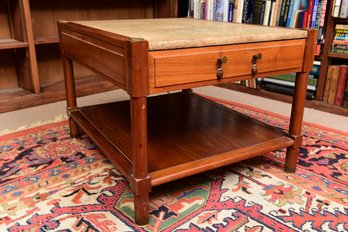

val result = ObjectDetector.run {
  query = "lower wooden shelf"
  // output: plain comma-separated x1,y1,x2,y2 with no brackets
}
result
71,92,294,187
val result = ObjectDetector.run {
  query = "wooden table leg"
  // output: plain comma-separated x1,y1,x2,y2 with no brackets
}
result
62,56,79,138
130,96,150,225
285,72,309,172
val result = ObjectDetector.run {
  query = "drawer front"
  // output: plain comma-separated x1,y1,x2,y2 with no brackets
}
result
61,29,127,88
149,40,306,88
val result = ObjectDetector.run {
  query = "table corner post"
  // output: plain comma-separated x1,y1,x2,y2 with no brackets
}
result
58,22,79,138
127,39,151,225
130,95,150,225
285,29,317,173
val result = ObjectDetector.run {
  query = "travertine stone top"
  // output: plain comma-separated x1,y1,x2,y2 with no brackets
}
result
74,18,308,51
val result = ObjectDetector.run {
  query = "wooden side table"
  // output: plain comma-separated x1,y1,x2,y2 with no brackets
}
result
58,18,317,225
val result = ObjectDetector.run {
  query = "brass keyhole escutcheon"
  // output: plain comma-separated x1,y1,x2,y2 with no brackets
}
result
252,53,262,75
217,56,227,80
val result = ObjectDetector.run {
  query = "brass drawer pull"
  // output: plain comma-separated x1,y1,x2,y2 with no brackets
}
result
252,53,262,75
217,56,227,80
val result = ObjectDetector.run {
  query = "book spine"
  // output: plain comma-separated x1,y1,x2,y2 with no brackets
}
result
323,65,334,102
307,0,314,27
228,1,235,21
271,0,280,25
328,65,340,104
268,0,276,25
222,0,229,21
263,0,272,25
334,65,348,106
213,0,218,20
319,0,327,27
282,0,292,26
275,0,284,25
340,0,348,18
288,0,301,27
242,0,249,23
236,0,244,22
252,0,262,24
216,0,224,21
285,0,295,27
332,0,342,17
343,78,348,108
247,0,255,24
260,0,267,24
310,0,319,28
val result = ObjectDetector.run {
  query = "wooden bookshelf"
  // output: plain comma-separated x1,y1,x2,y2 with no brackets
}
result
0,0,179,113
316,0,348,101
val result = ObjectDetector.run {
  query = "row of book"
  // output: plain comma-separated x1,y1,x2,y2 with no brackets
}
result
332,0,348,18
332,24,348,54
189,0,327,28
323,64,348,107
188,0,327,55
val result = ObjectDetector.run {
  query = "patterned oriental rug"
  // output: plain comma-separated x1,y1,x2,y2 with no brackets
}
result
0,96,347,232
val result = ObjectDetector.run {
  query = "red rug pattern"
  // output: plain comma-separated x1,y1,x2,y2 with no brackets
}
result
0,98,347,231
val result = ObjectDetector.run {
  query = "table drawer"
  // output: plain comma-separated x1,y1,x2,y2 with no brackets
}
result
149,40,306,88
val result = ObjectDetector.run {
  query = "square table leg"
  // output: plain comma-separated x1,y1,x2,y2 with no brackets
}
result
285,72,309,172
62,56,79,138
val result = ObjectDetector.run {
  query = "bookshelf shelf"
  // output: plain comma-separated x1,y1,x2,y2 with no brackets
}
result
34,36,59,45
0,39,28,49
328,52,348,59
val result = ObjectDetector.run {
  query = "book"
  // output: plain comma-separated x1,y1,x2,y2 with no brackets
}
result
275,0,284,25
327,65,341,104
343,78,348,108
278,0,289,26
332,0,342,17
242,0,254,23
319,0,327,27
282,0,293,26
339,0,348,18
323,65,334,102
253,0,264,23
216,0,225,21
306,0,315,27
310,0,319,28
334,65,348,105
228,0,235,21
236,0,244,22
310,60,321,77
334,24,348,38
270,0,279,25
287,0,301,27
331,44,348,53
263,0,272,25
332,39,348,45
